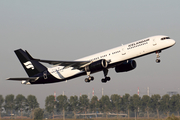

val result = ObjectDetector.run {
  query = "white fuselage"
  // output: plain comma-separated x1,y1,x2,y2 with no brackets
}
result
47,35,175,80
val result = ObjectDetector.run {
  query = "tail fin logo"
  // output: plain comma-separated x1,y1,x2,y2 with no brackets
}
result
23,61,34,70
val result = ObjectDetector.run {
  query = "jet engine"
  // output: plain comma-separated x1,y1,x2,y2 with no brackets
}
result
115,60,137,72
85,59,108,72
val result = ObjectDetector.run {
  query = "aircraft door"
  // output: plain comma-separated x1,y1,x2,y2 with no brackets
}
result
121,46,126,55
153,38,157,46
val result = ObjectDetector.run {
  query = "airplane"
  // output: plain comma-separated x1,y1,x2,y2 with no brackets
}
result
7,35,175,85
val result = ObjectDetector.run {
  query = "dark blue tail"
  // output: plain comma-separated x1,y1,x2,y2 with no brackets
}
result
15,49,47,77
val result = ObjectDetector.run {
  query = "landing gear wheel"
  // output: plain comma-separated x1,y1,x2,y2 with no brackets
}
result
101,79,107,83
85,78,90,83
156,59,161,63
155,51,161,63
88,76,94,81
106,77,111,81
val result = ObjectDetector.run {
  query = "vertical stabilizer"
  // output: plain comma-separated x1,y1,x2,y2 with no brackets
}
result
15,49,47,77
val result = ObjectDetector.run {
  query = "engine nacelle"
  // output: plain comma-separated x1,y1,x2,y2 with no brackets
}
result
115,60,137,72
85,59,108,72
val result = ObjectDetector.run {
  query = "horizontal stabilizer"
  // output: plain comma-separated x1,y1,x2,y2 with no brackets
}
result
6,77,39,81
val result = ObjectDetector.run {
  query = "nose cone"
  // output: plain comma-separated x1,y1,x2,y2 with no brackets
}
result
170,39,176,46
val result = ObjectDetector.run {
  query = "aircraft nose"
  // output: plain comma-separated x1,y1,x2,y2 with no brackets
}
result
170,39,176,46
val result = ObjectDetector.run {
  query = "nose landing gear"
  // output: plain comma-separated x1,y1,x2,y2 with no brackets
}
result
155,51,161,63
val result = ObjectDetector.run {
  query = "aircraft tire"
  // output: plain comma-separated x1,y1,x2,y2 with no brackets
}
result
101,79,107,83
85,78,90,83
106,77,111,81
156,59,161,63
89,76,94,81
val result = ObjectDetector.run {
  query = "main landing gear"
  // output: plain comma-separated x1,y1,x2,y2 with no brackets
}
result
101,69,111,83
84,69,111,83
84,71,94,83
155,51,161,63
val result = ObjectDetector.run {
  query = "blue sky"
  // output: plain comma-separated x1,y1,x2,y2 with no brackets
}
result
0,0,179,107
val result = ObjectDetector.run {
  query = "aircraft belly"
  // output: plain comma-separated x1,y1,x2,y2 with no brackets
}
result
61,69,81,78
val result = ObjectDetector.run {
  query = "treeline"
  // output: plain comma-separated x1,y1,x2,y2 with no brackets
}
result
0,94,39,119
0,94,180,119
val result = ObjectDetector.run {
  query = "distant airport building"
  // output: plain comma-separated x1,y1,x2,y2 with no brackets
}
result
167,91,178,97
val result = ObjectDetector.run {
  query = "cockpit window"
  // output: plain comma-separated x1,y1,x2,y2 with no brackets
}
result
161,37,170,40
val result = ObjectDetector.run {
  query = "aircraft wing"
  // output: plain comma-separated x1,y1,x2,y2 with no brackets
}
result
25,50,92,69
33,59,91,69
6,77,39,81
